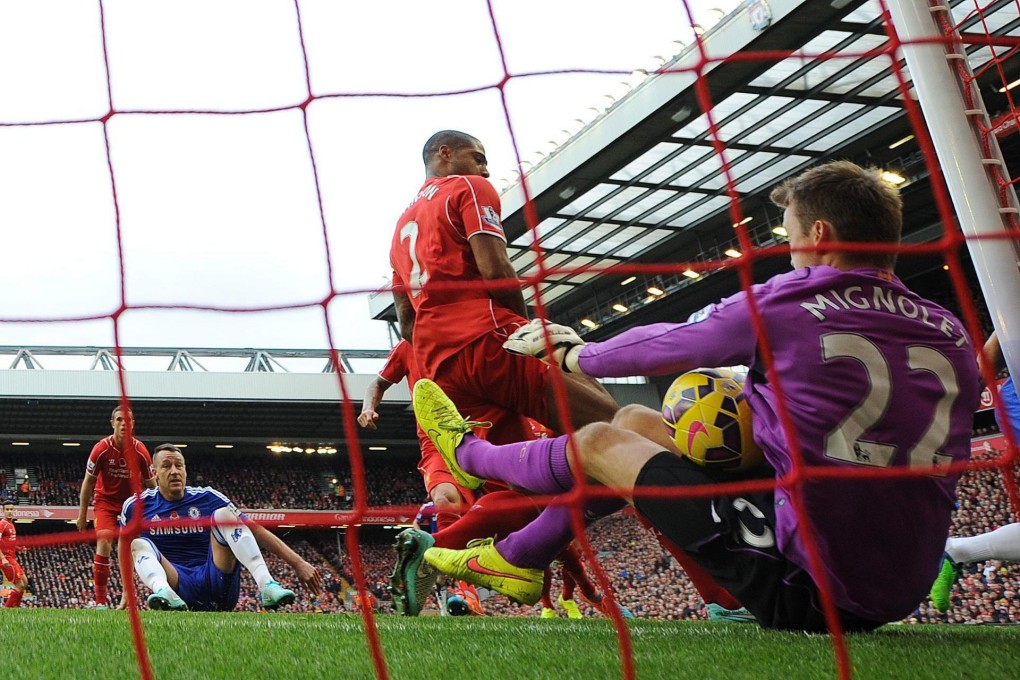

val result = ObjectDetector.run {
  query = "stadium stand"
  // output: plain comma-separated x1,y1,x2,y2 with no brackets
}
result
5,428,1018,623
0,450,424,510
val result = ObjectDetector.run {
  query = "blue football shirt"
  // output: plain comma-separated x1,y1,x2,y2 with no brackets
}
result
120,486,246,567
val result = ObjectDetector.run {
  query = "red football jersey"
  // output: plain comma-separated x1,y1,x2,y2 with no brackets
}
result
86,436,155,507
378,339,420,387
0,518,16,560
390,174,523,377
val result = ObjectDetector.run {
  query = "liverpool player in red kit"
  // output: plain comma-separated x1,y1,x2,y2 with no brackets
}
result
1,502,28,608
389,130,617,443
76,406,156,608
386,130,620,615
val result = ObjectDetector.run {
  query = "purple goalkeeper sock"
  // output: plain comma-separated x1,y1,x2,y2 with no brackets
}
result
457,434,573,494
496,497,626,569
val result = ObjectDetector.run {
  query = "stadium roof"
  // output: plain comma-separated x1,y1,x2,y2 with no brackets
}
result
496,0,1019,342
0,346,659,457
371,0,1019,342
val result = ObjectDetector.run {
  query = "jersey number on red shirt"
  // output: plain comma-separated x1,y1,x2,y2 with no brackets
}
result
400,221,427,297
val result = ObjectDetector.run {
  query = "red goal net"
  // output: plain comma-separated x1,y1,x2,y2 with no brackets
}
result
1,1,1019,679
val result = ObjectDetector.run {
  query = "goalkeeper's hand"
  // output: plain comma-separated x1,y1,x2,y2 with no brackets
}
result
503,319,585,373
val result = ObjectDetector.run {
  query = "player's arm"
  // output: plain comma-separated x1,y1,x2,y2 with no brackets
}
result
247,520,323,595
359,376,394,429
393,288,415,344
116,505,132,561
983,331,1005,375
138,443,158,490
510,294,756,378
76,473,98,532
471,233,528,319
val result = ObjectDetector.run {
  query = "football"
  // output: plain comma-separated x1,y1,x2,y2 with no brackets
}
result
661,368,764,471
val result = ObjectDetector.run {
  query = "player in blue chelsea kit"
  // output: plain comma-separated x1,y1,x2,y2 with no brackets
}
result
120,444,322,611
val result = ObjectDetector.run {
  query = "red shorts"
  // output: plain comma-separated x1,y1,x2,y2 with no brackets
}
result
1,557,24,584
433,326,553,445
93,504,122,537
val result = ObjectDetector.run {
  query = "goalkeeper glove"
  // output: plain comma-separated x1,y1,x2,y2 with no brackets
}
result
503,319,585,373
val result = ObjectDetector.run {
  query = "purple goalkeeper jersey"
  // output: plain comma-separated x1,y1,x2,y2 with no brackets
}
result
579,266,980,621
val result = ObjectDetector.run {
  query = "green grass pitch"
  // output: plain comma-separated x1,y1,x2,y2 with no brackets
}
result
3,610,1020,679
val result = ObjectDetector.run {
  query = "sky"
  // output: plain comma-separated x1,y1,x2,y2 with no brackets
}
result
0,0,740,371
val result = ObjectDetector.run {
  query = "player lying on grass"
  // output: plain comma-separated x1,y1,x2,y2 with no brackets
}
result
415,160,981,631
119,444,322,611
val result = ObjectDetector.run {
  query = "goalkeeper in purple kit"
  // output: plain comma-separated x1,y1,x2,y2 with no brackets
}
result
415,161,980,631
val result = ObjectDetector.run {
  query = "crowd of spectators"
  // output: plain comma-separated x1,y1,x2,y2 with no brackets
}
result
0,451,425,510
3,427,1020,623
911,441,1020,625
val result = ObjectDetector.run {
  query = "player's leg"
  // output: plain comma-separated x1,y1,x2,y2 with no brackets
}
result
130,537,187,610
93,507,118,608
419,432,474,533
429,480,489,614
388,525,437,616
557,568,582,619
387,445,479,616
547,372,620,434
209,507,293,609
612,403,679,453
3,560,26,608
423,422,650,603
430,483,469,530
631,451,882,631
559,547,635,619
611,405,749,608
540,568,557,617
416,379,650,497
389,489,538,616
432,402,736,603
947,523,1020,562
931,523,1020,612
430,489,539,549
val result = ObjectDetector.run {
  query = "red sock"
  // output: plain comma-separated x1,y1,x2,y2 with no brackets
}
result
94,554,111,605
435,511,460,532
559,545,599,601
430,490,541,550
5,590,23,608
638,516,742,610
561,570,577,600
540,568,554,608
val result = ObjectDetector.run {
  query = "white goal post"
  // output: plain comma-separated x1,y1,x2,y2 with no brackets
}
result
888,0,1020,380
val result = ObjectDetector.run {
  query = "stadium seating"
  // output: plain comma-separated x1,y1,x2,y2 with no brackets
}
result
4,428,1019,622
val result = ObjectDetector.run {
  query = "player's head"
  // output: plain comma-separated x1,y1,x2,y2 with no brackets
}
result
2,503,13,520
423,130,488,179
770,160,902,270
110,405,133,438
153,444,187,500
